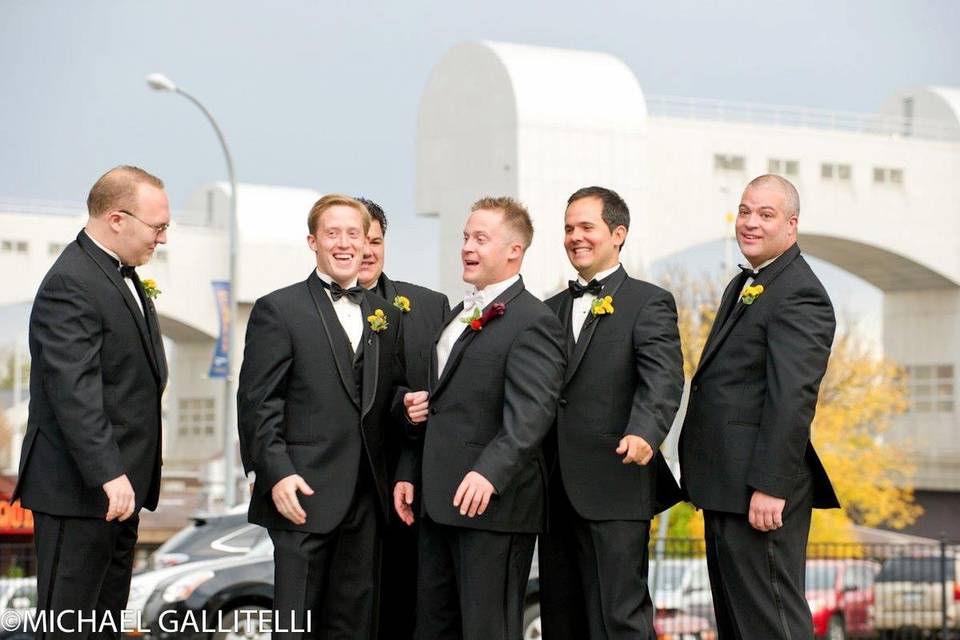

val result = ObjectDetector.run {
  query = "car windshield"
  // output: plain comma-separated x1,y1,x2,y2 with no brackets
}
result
877,558,953,583
805,564,838,590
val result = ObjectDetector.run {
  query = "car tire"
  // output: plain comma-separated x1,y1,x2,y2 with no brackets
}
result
522,601,541,640
826,614,847,640
212,605,272,640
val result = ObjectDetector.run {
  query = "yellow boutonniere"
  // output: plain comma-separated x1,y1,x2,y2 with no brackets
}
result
142,278,161,300
393,295,411,313
590,295,615,316
741,284,764,305
367,309,389,332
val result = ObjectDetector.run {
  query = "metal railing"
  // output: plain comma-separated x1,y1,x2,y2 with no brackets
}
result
646,94,960,143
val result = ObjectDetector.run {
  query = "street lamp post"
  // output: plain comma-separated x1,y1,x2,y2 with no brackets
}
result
146,73,240,508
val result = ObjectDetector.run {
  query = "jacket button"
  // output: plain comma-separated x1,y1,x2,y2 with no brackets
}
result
691,384,699,392
558,397,568,407
430,406,438,415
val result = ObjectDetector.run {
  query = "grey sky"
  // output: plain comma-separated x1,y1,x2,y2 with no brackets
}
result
1,0,958,290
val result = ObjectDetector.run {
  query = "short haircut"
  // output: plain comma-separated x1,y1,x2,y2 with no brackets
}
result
87,165,164,218
746,174,800,218
307,194,371,235
355,197,387,235
471,196,534,249
567,186,630,233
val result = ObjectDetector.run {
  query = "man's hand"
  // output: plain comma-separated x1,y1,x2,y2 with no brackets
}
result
394,482,416,526
453,471,495,518
749,490,786,531
616,435,653,465
404,391,430,424
102,475,135,522
271,474,314,525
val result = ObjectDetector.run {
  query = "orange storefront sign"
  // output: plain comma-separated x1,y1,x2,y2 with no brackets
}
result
0,501,34,535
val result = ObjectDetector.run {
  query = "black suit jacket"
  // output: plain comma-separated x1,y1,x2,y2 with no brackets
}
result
238,271,407,534
679,243,840,514
13,231,167,517
399,277,566,533
545,266,684,521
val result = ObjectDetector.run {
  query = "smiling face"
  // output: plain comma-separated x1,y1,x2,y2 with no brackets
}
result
461,208,524,289
359,218,385,289
109,183,170,266
736,182,798,267
307,204,366,286
564,195,626,280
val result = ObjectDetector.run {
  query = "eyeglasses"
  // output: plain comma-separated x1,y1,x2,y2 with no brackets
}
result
118,209,170,236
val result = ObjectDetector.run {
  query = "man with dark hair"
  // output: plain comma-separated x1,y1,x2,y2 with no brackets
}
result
680,175,838,639
14,165,170,638
238,194,421,638
539,185,684,639
355,196,450,640
394,196,565,640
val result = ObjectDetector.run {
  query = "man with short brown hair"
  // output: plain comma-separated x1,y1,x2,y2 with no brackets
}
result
14,165,170,638
395,196,566,640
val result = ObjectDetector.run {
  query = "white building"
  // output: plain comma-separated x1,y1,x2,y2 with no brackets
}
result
1,41,958,533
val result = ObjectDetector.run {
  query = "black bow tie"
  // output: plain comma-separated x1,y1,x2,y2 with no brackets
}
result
119,265,137,279
568,279,603,299
738,264,763,278
323,280,364,304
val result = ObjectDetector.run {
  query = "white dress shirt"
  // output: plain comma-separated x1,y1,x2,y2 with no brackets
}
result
316,269,364,352
85,230,143,316
435,274,520,377
571,263,621,342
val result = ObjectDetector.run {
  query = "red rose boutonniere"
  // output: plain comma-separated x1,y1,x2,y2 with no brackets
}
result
461,302,506,331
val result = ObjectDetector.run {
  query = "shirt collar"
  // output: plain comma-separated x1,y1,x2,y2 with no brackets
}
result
316,268,358,289
466,273,520,306
84,229,122,265
577,263,621,287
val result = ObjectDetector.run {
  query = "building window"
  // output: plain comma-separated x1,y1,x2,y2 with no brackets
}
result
177,397,216,437
905,365,954,413
874,167,904,185
768,159,799,177
48,242,65,256
1,240,28,254
821,163,851,182
714,154,745,172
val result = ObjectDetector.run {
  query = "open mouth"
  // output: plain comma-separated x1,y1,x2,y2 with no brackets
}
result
570,246,592,257
740,233,762,242
463,258,479,268
332,252,354,266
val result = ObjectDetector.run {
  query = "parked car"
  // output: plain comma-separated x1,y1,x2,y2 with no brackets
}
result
805,559,880,639
149,506,266,570
871,553,960,638
650,558,714,624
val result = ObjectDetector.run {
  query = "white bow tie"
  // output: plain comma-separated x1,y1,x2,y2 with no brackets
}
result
463,290,485,311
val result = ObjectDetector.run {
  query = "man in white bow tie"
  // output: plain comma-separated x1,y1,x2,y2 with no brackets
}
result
394,196,566,640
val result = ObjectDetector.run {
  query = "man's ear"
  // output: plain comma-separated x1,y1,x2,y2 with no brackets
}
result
306,233,318,253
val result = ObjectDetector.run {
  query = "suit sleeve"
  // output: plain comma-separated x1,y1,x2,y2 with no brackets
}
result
237,296,297,489
472,315,566,493
624,290,685,448
747,286,836,498
32,272,125,488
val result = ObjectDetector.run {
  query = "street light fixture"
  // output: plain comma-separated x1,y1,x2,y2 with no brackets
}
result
146,72,240,508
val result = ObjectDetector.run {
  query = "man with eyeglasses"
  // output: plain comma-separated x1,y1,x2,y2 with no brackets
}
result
13,165,170,638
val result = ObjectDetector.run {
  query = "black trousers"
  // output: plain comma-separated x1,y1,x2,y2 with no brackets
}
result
539,481,655,640
33,511,139,640
703,473,815,640
269,471,382,640
378,515,418,640
415,517,535,640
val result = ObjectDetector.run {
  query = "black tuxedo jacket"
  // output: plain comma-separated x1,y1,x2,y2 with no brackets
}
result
399,277,566,533
545,266,684,521
375,274,450,392
13,231,167,517
238,271,407,534
679,243,840,514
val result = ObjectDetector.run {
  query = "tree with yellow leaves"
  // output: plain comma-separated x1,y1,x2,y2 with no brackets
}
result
655,268,919,543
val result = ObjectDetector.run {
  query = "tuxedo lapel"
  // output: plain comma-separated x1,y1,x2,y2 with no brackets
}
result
144,295,168,387
432,279,525,399
564,266,627,385
77,232,162,383
429,302,462,392
306,272,360,407
359,295,380,419
380,274,399,305
696,244,802,375
556,293,575,360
